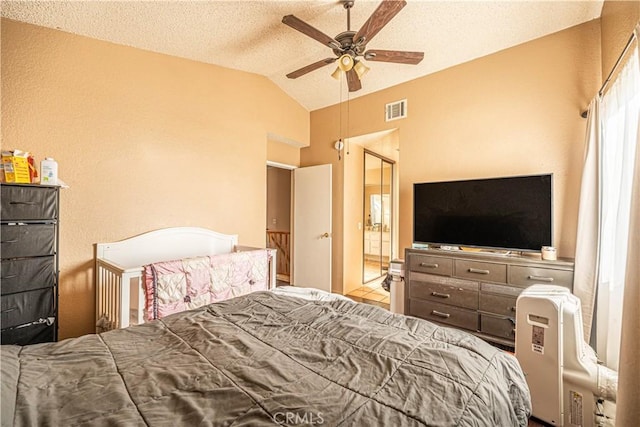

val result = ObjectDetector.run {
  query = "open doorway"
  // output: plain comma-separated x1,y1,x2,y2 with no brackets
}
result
266,164,292,286
342,129,399,308
266,161,333,292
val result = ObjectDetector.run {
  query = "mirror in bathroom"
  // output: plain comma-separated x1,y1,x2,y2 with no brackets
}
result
363,151,393,283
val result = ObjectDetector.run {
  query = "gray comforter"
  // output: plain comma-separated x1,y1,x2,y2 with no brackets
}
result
1,291,531,426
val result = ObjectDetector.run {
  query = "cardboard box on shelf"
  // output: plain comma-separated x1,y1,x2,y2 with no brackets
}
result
2,151,32,183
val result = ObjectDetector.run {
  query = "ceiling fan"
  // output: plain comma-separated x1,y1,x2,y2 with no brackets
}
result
282,0,424,92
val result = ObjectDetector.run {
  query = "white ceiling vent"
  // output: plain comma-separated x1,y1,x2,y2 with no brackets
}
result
385,99,407,122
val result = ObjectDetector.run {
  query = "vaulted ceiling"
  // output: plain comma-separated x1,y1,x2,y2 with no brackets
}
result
1,1,604,111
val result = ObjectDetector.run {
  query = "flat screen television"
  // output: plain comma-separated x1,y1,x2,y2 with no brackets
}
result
413,174,552,252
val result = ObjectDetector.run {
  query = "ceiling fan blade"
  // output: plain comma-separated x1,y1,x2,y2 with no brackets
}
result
353,0,407,47
364,49,424,65
346,68,362,92
286,58,337,79
282,15,341,49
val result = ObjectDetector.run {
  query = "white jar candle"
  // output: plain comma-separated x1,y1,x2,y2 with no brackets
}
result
541,246,557,261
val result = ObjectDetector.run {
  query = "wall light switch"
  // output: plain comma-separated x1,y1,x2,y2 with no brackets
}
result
358,222,362,230
272,218,277,225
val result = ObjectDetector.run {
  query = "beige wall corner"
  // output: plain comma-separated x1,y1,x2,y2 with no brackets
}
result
343,143,365,294
267,138,301,168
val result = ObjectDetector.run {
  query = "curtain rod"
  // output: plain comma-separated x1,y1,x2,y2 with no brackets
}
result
581,26,639,118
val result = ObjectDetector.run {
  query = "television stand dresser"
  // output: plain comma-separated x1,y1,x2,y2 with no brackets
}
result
404,247,574,349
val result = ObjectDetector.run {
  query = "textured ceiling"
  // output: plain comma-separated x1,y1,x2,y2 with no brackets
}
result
1,0,604,111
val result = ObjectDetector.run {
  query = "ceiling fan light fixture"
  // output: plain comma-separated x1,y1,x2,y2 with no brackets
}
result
354,60,370,79
337,54,354,72
282,0,422,91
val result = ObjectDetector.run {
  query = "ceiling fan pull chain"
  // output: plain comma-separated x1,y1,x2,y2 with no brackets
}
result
346,89,350,155
339,71,343,150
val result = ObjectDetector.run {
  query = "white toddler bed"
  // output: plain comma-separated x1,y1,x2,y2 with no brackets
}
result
95,227,276,332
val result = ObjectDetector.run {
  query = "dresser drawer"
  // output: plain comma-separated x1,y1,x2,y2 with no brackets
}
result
409,273,478,310
409,255,452,276
479,292,518,317
1,257,56,295
509,265,573,289
1,287,55,329
480,282,523,298
0,224,55,258
455,260,507,283
1,185,58,221
480,314,516,340
409,299,478,331
1,318,55,345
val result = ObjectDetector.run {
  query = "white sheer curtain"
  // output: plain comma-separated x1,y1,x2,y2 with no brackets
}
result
573,97,600,342
596,46,639,369
573,40,640,370
616,33,640,427
617,91,640,426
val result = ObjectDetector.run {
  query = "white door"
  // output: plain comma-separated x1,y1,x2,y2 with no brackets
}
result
293,164,332,292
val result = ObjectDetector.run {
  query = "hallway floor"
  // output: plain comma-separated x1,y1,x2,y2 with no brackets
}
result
345,278,390,310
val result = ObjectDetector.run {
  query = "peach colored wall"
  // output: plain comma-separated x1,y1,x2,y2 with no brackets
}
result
1,19,309,339
308,20,602,292
267,140,301,167
343,142,364,294
600,1,640,82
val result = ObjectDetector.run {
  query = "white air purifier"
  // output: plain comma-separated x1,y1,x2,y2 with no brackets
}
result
515,285,617,427
388,259,405,314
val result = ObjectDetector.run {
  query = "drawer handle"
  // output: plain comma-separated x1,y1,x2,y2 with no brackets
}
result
431,292,450,299
9,201,37,205
468,268,490,275
420,262,439,268
510,306,516,312
1,307,17,314
528,275,554,282
0,239,19,244
1,274,17,279
431,310,451,319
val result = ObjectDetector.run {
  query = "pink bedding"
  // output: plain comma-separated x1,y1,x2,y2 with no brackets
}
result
143,250,271,320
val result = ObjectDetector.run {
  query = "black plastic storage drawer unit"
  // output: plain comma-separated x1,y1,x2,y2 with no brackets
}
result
1,183,59,345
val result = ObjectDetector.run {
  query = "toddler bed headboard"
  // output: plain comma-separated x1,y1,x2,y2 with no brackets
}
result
95,227,276,332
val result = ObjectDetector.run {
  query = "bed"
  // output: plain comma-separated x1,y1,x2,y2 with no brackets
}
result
95,227,276,331
1,287,531,426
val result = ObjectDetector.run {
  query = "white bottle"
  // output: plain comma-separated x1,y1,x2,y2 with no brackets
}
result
40,158,58,185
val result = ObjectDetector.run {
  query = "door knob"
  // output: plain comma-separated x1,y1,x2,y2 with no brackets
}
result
321,232,330,239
